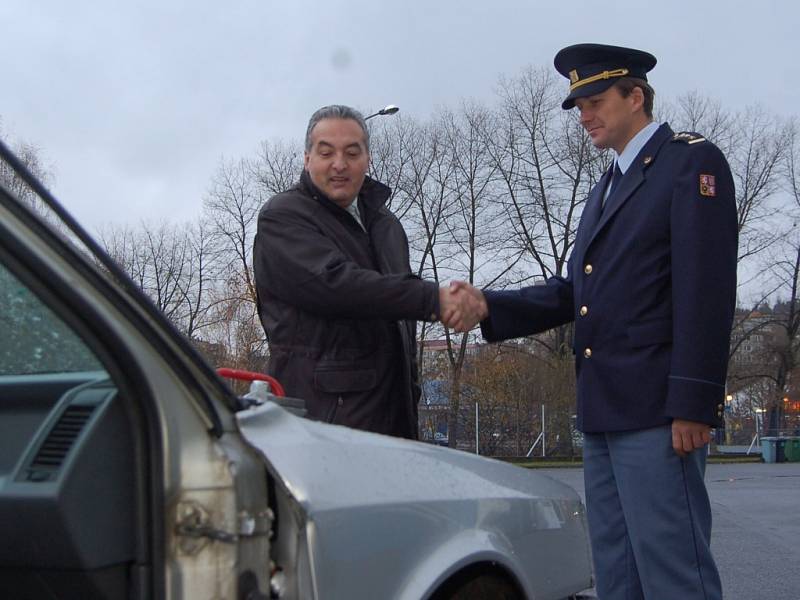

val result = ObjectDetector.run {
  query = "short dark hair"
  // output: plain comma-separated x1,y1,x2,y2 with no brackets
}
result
305,105,370,152
614,77,655,118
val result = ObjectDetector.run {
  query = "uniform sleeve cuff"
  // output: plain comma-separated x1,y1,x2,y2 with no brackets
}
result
665,375,726,428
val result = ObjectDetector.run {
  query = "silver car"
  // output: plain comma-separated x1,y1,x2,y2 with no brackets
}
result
0,143,592,599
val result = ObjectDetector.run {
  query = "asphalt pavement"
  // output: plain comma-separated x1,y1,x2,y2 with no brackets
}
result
544,462,800,600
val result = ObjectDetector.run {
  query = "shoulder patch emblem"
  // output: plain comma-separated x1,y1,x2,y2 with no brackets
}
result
699,174,716,197
673,131,706,145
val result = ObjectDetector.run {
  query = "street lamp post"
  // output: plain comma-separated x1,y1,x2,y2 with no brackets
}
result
364,105,400,121
725,394,733,445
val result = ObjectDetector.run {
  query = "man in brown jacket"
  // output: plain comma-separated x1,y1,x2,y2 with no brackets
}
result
253,105,451,439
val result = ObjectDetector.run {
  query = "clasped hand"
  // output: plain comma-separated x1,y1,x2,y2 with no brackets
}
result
438,281,488,332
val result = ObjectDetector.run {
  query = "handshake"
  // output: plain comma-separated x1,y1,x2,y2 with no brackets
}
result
438,281,489,333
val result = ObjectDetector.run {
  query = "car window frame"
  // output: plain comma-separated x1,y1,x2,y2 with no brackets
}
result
0,207,171,600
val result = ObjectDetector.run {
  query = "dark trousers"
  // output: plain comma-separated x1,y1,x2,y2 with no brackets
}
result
583,425,722,600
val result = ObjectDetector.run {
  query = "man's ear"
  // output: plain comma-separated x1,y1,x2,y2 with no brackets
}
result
303,152,310,170
630,86,645,112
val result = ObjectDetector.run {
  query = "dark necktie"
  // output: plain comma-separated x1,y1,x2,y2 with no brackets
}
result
602,163,623,210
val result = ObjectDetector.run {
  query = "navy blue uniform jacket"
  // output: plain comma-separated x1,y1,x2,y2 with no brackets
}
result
480,123,737,433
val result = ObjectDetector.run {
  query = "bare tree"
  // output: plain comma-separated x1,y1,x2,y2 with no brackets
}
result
368,117,416,219
0,122,55,222
204,157,264,307
659,92,737,155
491,67,605,284
488,67,607,363
370,117,456,380
178,217,222,339
99,222,185,320
387,118,455,279
667,97,787,265
98,220,220,338
202,273,268,372
252,139,302,196
729,107,788,264
370,114,474,446
203,143,304,368
726,117,800,436
758,118,800,434
433,103,510,448
201,156,266,370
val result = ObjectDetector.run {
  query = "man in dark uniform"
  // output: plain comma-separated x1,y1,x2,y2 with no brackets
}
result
444,45,736,599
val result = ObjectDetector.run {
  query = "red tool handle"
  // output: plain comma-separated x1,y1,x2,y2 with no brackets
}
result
216,368,286,397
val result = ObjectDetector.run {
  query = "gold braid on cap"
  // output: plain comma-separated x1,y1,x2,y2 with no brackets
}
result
569,68,630,92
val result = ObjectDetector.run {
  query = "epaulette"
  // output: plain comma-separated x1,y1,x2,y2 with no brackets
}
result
672,131,706,145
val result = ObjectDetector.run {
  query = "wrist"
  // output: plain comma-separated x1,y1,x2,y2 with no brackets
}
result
478,294,489,321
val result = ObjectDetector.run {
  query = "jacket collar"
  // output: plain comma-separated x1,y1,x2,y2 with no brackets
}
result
577,123,675,255
298,170,392,218
593,124,673,228
614,120,661,174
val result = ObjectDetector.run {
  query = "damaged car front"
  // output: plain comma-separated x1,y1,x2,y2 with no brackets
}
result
238,402,592,599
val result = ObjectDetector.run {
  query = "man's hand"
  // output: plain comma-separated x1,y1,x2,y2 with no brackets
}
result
438,286,459,326
672,419,711,457
439,281,489,332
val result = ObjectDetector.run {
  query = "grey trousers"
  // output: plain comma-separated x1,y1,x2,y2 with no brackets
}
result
583,425,722,600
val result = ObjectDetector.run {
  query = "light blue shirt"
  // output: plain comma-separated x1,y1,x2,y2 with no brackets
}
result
604,120,660,204
615,120,660,174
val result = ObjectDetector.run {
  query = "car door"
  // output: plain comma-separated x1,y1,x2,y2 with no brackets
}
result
0,157,274,600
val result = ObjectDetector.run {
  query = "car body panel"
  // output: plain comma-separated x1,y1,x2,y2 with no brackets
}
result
238,402,592,599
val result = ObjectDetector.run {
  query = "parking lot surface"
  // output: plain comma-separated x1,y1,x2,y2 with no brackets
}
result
544,462,800,600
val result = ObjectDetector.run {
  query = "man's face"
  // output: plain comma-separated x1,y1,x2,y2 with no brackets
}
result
304,118,369,207
575,85,643,154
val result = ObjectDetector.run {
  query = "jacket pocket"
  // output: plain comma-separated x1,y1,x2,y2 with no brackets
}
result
626,318,672,348
313,368,378,393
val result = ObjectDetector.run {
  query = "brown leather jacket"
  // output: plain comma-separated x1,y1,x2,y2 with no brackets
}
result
253,171,439,439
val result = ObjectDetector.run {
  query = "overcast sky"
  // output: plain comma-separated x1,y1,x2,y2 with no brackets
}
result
1,0,797,230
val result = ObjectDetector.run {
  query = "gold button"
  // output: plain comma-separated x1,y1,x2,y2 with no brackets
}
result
717,411,723,417
584,264,593,275
584,348,592,358
579,306,588,316
430,313,437,321
717,404,724,409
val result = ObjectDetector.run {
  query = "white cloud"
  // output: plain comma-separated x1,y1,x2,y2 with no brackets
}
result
1,0,796,228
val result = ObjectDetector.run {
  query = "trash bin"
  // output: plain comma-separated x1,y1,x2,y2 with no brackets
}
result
782,437,800,462
775,438,787,463
761,437,777,463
